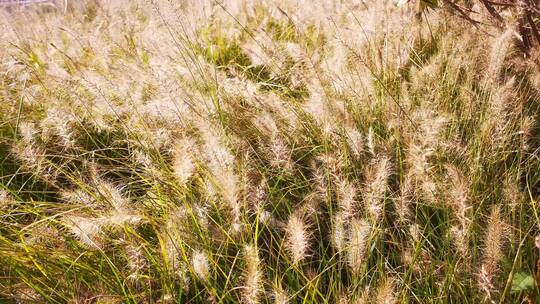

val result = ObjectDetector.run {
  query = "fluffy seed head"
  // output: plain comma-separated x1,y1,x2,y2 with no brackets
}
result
364,157,391,222
395,176,413,223
63,216,103,248
41,107,77,148
376,278,396,304
347,218,371,273
272,282,289,304
269,136,293,171
242,244,263,304
485,29,514,84
125,243,148,282
285,214,309,264
345,127,363,157
95,179,128,211
173,137,196,185
332,212,347,253
477,206,508,301
445,165,470,230
503,175,522,211
367,127,375,155
336,178,357,217
18,121,38,143
450,225,469,259
482,207,507,274
192,250,210,281
0,190,12,210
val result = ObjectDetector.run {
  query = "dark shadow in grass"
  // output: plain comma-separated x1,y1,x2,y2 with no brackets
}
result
0,123,58,203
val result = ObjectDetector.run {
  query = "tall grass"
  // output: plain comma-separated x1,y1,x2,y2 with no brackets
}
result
1,0,540,303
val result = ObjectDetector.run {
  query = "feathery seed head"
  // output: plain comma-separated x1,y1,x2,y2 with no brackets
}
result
0,190,12,210
272,282,289,304
477,264,495,301
485,29,514,85
173,137,196,185
395,176,413,223
347,218,371,273
95,179,129,211
61,189,97,208
345,127,364,157
269,136,293,171
409,224,422,244
376,278,396,304
18,121,38,143
242,244,263,304
418,110,447,148
192,250,210,281
332,212,347,253
253,111,279,136
353,286,371,304
445,165,470,230
503,175,522,211
106,209,143,227
367,127,376,155
482,207,507,273
200,124,235,170
41,107,77,148
133,149,155,171
477,206,509,301
450,225,469,258
214,167,242,222
125,243,147,282
337,178,357,217
63,215,104,248
13,142,48,177
249,178,267,211
364,157,391,222
285,214,310,264
338,292,349,304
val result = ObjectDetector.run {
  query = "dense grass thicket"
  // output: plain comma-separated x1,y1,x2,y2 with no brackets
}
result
1,1,540,303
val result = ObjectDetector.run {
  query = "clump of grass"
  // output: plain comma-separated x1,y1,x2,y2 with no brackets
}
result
1,0,540,303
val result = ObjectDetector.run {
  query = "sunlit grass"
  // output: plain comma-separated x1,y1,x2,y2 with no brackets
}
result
0,1,540,303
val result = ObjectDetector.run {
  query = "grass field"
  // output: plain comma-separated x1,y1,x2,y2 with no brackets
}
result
1,1,540,303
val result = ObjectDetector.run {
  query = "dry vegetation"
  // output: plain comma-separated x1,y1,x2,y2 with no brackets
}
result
1,0,540,303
